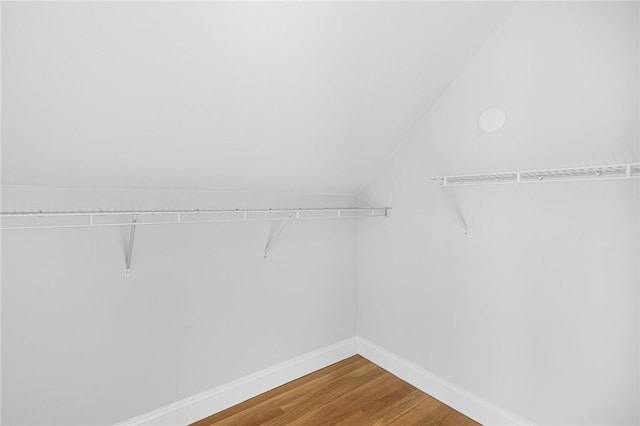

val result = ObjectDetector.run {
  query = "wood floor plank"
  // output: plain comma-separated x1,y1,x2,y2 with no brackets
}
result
369,389,430,425
276,370,399,425
191,356,480,426
385,396,444,425
210,362,383,426
354,375,415,417
191,356,368,425
260,364,387,425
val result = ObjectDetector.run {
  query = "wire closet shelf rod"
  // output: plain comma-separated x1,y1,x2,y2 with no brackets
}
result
0,207,391,230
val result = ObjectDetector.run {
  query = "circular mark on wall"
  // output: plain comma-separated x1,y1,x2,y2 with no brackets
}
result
478,107,506,133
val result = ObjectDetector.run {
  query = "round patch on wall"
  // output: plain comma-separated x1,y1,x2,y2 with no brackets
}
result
478,107,506,133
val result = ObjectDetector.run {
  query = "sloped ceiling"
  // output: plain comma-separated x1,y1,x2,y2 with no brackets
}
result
2,2,514,193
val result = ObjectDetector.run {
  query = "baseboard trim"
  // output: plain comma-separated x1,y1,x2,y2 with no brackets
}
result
356,337,534,426
114,336,533,426
113,338,358,426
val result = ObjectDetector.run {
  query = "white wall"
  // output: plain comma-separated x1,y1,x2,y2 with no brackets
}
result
2,2,638,425
357,2,639,425
1,186,358,425
1,1,513,193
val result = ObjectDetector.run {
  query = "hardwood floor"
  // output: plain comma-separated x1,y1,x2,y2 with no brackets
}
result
191,355,480,426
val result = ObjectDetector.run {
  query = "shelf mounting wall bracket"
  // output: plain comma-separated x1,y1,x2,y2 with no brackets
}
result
264,212,294,259
124,215,137,277
441,188,469,235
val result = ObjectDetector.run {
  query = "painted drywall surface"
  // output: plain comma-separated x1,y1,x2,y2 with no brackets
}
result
357,3,639,425
1,186,358,425
1,2,514,193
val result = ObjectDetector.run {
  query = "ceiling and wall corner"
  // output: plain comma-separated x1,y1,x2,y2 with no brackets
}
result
357,2,639,425
1,1,515,195
0,3,521,425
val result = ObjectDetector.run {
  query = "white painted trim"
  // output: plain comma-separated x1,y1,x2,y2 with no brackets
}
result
114,336,534,426
356,337,536,426
113,338,358,426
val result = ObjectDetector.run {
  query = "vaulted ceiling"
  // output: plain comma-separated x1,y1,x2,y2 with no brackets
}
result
2,2,514,193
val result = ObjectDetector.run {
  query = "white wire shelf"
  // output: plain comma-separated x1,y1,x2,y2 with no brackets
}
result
427,163,640,187
1,206,391,275
0,207,391,230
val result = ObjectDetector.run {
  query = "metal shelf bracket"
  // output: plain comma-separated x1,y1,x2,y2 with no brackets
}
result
264,212,294,259
124,215,137,277
442,189,468,235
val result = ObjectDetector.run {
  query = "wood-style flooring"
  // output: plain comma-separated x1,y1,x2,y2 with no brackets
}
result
191,355,480,425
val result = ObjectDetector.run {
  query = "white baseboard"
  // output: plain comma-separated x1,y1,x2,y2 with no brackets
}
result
114,336,533,426
356,337,535,426
113,338,358,426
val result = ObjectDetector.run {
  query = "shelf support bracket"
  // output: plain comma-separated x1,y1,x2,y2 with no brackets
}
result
264,213,293,258
125,215,138,277
441,188,469,235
